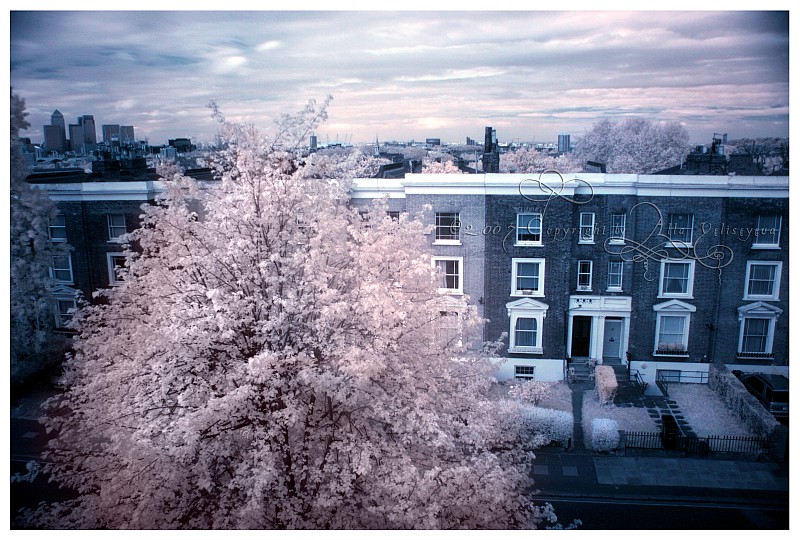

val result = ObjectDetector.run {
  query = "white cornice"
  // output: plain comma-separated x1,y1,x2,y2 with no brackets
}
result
351,173,789,199
31,181,167,201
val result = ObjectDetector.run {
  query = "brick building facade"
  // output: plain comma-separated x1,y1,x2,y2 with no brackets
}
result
352,173,789,386
30,170,789,390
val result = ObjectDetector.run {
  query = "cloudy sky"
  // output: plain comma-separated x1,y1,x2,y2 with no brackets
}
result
9,8,790,147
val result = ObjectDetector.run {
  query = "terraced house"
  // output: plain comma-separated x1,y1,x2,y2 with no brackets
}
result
351,173,789,390
31,167,789,392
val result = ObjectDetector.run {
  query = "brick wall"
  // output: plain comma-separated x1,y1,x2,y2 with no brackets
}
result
56,199,152,297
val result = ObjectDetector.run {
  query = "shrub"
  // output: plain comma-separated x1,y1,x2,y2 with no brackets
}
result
508,380,552,405
594,365,618,404
707,364,779,439
489,402,574,448
591,418,620,452
524,405,574,446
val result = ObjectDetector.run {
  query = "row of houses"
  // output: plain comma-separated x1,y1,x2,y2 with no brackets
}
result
351,173,789,388
30,170,789,390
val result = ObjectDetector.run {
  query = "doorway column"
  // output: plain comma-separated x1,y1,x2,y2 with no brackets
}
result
592,315,606,363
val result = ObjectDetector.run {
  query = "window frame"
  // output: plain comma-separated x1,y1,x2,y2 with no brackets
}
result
107,213,127,242
666,213,694,246
577,260,593,291
514,365,536,380
506,299,548,354
739,317,773,355
736,302,783,359
107,252,128,286
652,300,696,357
743,261,782,301
49,213,67,242
607,260,623,291
432,256,463,295
579,212,595,244
436,310,463,349
51,255,74,284
433,212,461,245
514,317,538,348
658,259,695,299
515,212,543,246
511,258,545,297
54,297,77,329
609,213,626,245
753,215,781,249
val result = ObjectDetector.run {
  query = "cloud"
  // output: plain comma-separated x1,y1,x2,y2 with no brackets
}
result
9,10,789,145
255,40,282,52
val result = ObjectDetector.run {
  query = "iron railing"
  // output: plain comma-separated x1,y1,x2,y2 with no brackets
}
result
622,431,770,457
629,369,648,395
655,370,708,397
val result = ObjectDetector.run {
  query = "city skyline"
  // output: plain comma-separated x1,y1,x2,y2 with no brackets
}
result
10,8,790,147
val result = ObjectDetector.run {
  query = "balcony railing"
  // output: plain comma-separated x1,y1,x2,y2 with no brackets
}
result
736,351,775,360
654,349,690,357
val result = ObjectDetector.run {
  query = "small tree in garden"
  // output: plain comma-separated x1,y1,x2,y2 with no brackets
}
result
508,380,552,405
24,99,559,529
594,365,618,405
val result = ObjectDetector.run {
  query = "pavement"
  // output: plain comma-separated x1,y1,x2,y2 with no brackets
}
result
530,378,790,506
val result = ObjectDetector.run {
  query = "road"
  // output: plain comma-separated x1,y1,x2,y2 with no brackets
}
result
532,494,789,530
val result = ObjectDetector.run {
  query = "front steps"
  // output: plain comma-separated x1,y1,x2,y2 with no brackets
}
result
567,358,646,397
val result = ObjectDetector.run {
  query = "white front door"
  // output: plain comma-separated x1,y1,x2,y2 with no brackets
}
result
602,319,622,359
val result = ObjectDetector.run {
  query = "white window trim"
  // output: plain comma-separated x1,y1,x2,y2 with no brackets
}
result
54,296,78,329
515,212,543,247
736,302,783,357
506,298,548,354
432,256,464,295
658,259,695,299
49,214,67,242
743,261,782,301
107,213,127,243
433,212,461,245
579,212,595,244
511,258,545,297
577,260,593,291
607,260,623,291
652,300,696,357
51,255,74,285
752,215,782,249
514,365,536,380
107,252,128,286
609,213,626,245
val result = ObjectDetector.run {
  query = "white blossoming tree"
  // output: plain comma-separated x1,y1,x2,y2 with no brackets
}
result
303,146,388,179
28,100,557,529
10,89,70,386
500,147,582,174
574,117,691,174
421,158,463,174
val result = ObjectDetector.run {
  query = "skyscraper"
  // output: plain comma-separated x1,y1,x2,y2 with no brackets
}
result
558,134,571,153
51,109,65,130
43,125,67,153
69,123,85,154
103,124,121,143
119,126,135,144
43,109,67,153
79,115,97,144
